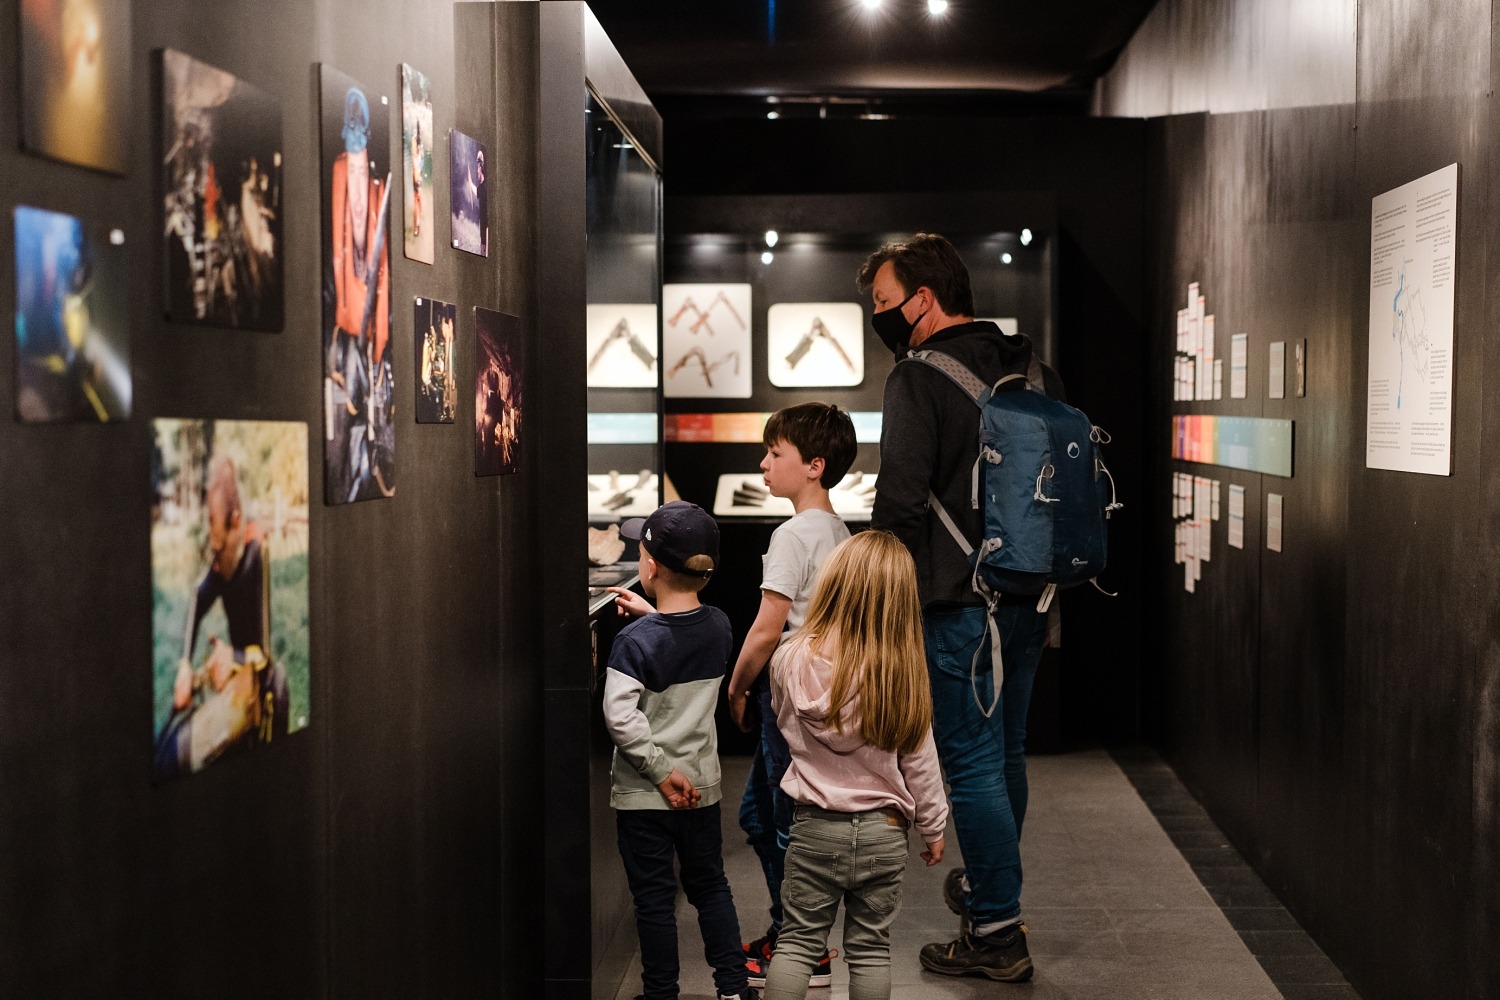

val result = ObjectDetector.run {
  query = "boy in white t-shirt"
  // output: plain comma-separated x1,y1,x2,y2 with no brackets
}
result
726,402,858,988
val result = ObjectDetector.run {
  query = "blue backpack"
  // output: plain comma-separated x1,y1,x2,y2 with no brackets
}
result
906,349,1123,712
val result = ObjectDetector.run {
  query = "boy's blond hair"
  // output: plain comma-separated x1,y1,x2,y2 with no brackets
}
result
793,530,932,754
653,553,715,595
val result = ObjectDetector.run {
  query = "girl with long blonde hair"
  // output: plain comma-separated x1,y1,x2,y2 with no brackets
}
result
762,530,949,1000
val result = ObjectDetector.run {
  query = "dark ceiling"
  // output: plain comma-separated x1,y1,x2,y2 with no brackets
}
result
587,0,1157,113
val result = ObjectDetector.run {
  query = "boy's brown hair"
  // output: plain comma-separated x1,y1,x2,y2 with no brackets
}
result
763,402,858,489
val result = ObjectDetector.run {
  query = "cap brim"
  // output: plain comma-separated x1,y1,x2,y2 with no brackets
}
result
619,517,647,541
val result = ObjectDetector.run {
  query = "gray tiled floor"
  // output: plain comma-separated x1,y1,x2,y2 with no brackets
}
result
609,751,1283,999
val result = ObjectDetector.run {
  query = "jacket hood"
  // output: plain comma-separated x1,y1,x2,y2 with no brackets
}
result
921,321,1033,369
779,638,866,755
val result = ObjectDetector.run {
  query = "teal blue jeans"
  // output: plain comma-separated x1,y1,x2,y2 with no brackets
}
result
761,806,911,1000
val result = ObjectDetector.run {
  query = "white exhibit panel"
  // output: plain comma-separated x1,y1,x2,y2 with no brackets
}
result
711,471,877,521
1266,492,1284,553
1269,341,1286,399
586,304,659,388
1366,162,1458,475
978,317,1020,336
587,471,660,520
766,302,865,387
662,282,752,399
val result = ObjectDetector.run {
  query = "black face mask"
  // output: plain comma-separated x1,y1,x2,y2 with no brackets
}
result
871,291,927,359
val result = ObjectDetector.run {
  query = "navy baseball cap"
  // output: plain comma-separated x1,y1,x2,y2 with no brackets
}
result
621,501,719,579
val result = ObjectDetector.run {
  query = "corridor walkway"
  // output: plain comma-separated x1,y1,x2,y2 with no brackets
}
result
607,751,1302,999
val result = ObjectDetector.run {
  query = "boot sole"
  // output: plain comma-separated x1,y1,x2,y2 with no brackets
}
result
919,952,1034,983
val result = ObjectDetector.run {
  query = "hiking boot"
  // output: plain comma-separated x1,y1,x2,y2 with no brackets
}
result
919,925,1033,983
745,948,835,989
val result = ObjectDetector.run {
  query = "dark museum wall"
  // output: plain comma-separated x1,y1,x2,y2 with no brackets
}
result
659,114,1151,752
1097,1,1500,999
0,1,582,996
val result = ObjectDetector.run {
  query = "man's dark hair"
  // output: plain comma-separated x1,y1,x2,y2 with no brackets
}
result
855,232,975,318
764,402,858,489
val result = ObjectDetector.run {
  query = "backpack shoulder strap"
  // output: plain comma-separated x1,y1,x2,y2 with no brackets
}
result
907,349,1027,403
1026,355,1047,393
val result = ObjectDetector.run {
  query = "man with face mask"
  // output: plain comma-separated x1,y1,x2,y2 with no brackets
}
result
857,233,1065,985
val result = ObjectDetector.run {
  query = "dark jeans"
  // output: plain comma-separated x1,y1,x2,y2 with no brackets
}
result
923,603,1046,926
738,685,794,933
617,803,747,999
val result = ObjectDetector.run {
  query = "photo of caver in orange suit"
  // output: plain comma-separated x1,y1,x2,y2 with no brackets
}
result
321,68,395,504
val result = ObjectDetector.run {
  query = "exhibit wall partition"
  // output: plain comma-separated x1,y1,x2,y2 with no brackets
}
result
0,2,597,996
1097,0,1500,998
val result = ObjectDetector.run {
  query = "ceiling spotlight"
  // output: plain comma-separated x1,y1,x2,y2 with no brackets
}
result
928,0,949,13
767,110,780,120
762,251,775,265
1001,252,1013,265
862,0,882,10
1020,228,1033,246
765,230,779,248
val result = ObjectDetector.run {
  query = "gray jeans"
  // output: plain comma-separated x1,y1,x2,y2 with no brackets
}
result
762,805,911,1000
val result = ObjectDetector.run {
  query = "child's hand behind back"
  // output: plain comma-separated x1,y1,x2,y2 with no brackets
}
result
656,769,701,809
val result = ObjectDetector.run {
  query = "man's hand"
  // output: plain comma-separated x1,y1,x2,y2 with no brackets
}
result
656,769,700,809
606,587,655,619
921,837,945,867
728,692,755,734
172,657,193,711
206,636,235,691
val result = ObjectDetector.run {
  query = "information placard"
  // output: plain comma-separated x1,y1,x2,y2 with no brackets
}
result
1366,163,1458,475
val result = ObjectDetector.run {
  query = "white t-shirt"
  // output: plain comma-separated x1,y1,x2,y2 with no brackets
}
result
761,509,851,636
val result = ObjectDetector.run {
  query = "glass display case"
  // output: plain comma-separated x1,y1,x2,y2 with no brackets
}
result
586,89,663,525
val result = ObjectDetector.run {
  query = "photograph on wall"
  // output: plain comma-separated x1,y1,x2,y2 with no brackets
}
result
161,49,284,331
401,64,435,264
474,307,521,476
662,283,752,399
766,302,865,388
319,64,395,504
150,418,310,782
415,296,456,423
20,0,131,174
449,130,489,257
586,303,658,388
14,205,130,423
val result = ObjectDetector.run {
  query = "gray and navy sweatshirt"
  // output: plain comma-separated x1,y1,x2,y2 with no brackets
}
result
602,605,734,810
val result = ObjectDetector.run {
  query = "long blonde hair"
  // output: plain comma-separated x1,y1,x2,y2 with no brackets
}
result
793,530,932,754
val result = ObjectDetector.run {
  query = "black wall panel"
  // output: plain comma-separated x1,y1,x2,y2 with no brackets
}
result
1120,0,1498,997
0,2,573,996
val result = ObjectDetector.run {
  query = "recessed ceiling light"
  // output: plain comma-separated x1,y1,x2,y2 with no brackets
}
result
928,0,949,13
862,0,882,10
1020,228,1033,246
762,251,775,265
1001,252,1013,265
767,110,780,120
765,230,779,248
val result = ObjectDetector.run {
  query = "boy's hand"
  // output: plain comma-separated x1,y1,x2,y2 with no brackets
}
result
606,587,655,619
657,769,700,809
728,692,756,734
921,837,945,867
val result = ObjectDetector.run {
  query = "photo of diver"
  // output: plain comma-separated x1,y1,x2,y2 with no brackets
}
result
13,205,130,423
474,307,521,476
450,129,490,257
20,0,131,174
150,418,310,782
161,49,284,331
320,65,396,504
415,296,457,424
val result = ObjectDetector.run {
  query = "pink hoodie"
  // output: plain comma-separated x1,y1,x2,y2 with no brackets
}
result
771,636,949,847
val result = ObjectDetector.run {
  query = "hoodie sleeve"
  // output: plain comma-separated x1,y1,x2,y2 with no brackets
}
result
602,636,672,786
898,729,950,846
871,361,941,556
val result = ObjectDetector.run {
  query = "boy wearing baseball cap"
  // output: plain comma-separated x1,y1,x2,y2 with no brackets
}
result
604,502,755,1000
